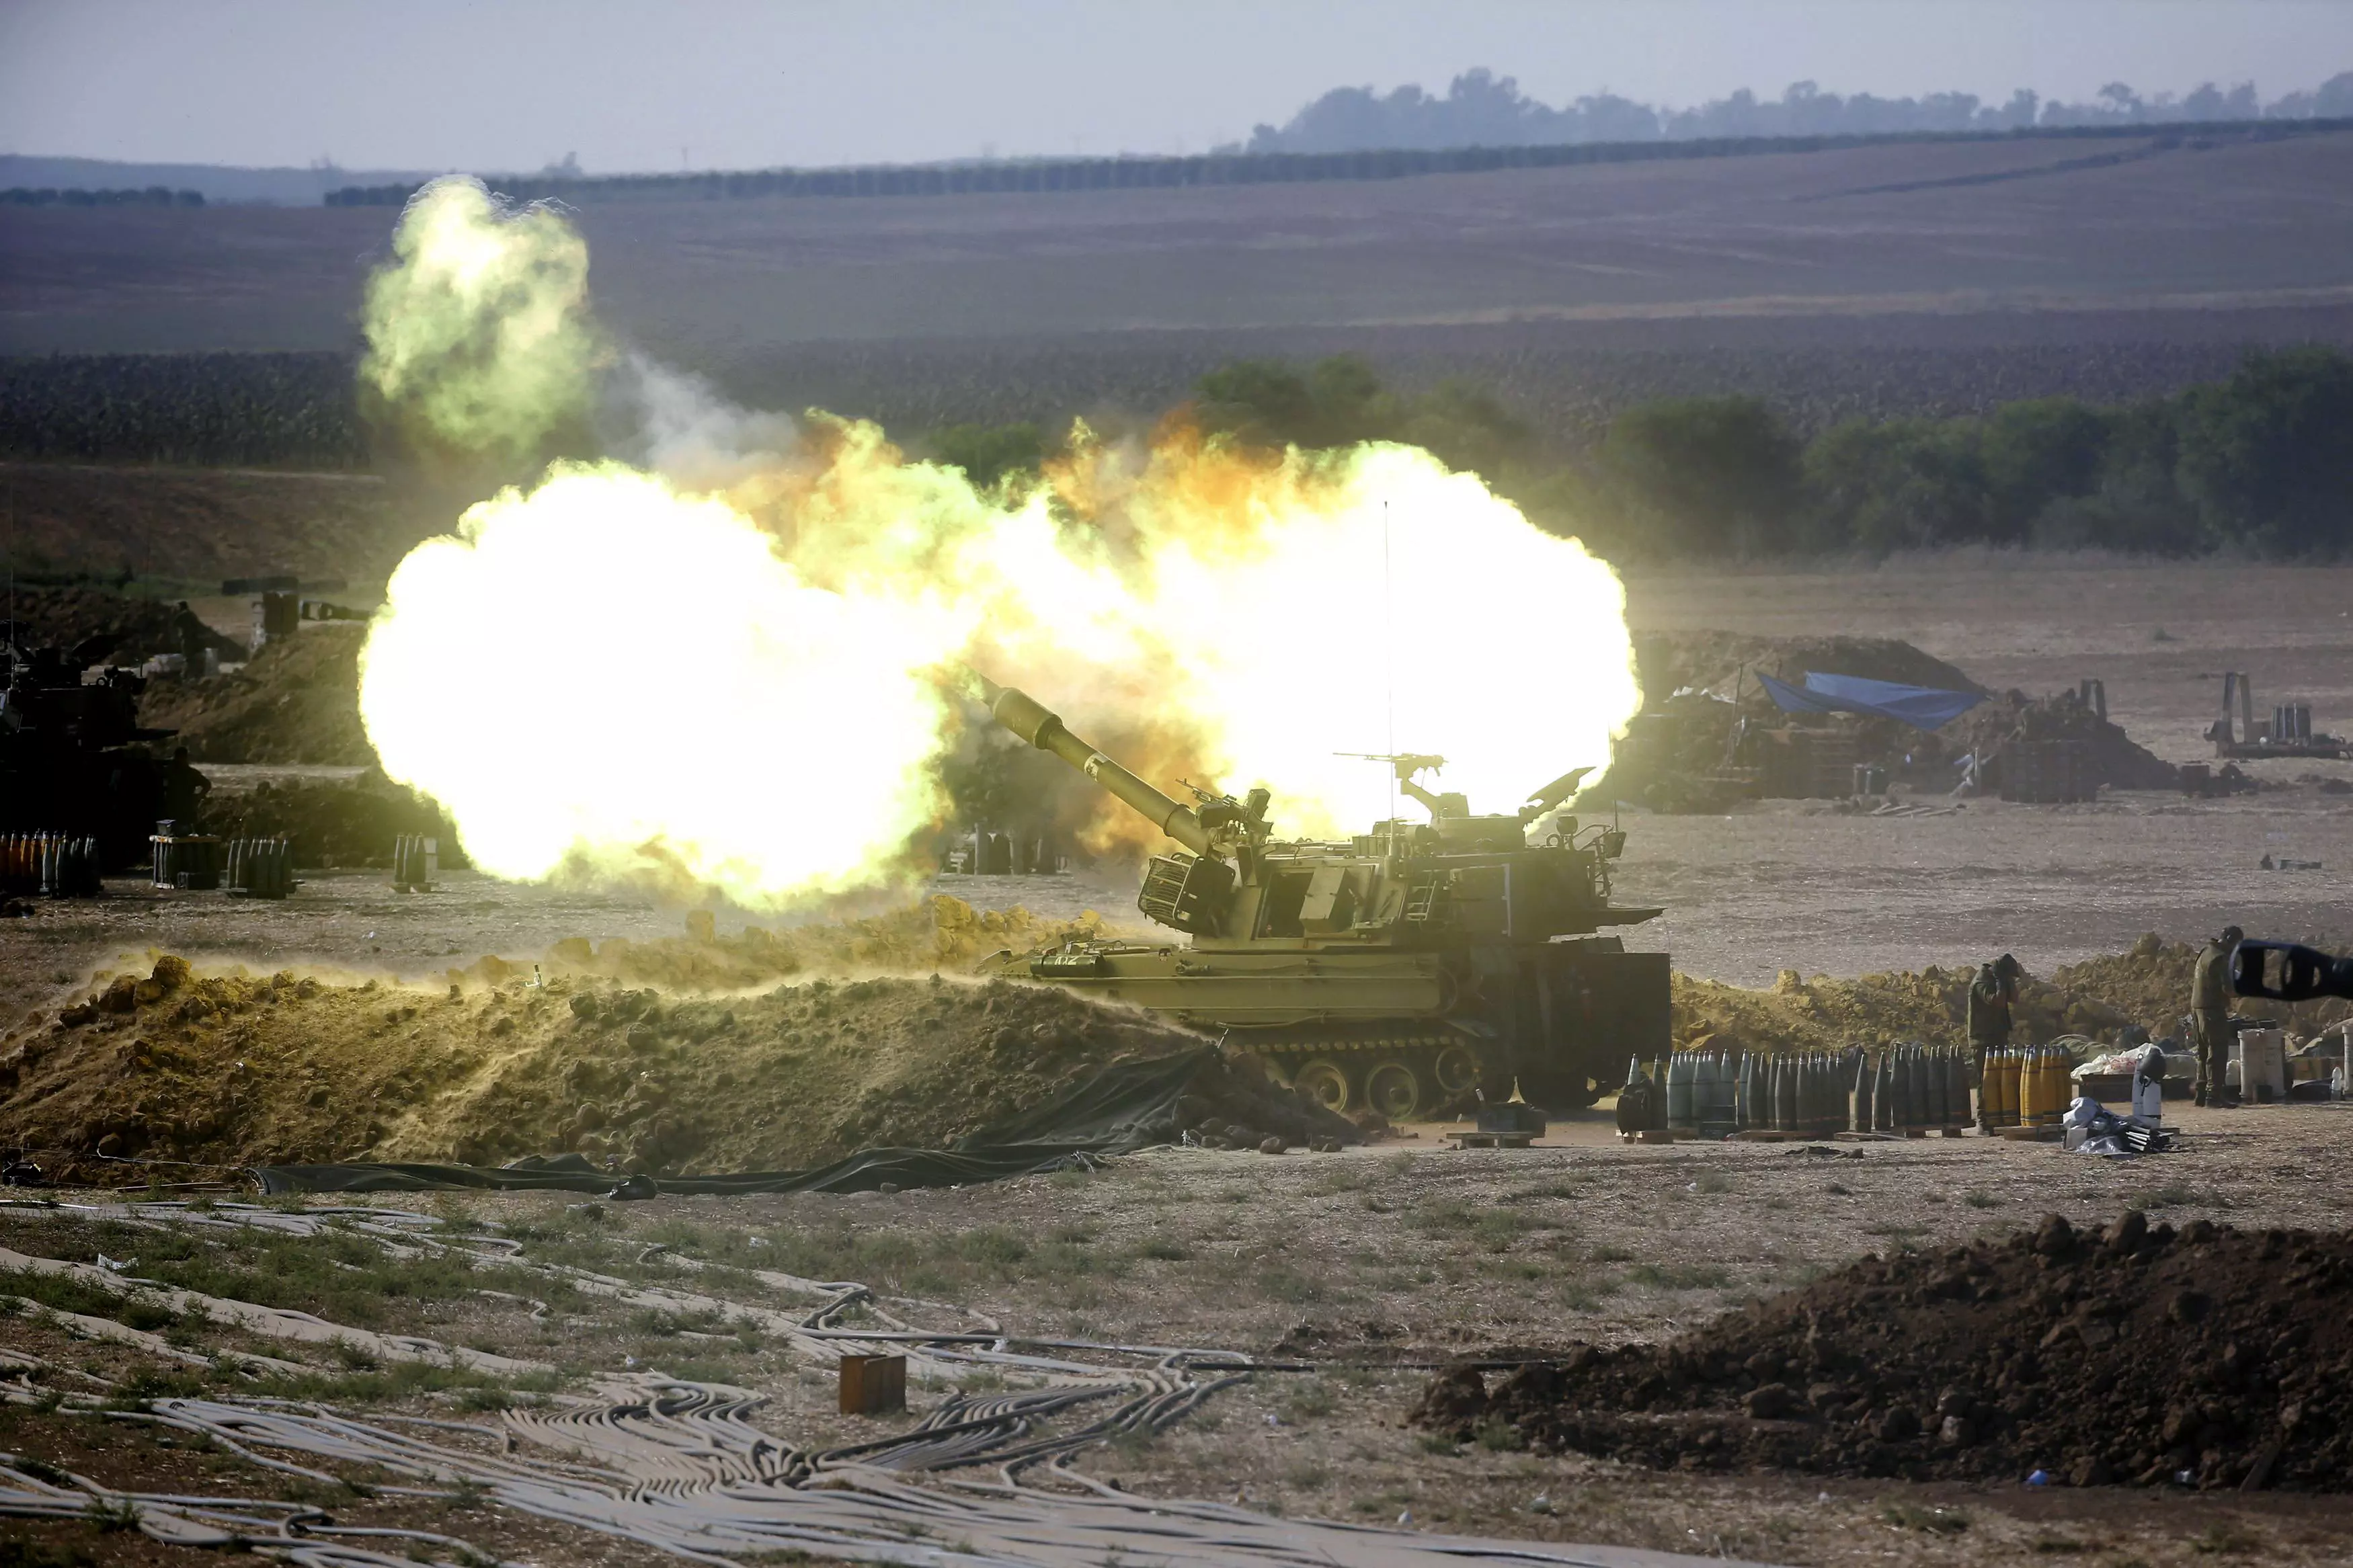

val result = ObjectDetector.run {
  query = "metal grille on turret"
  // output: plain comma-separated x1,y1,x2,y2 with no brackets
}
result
1138,852,1234,934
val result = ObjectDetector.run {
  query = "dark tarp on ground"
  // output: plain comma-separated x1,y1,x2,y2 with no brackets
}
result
252,1048,1218,1198
1757,669,1983,729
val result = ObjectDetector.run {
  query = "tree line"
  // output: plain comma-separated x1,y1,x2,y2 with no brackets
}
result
1244,67,2353,155
2,345,2346,556
925,348,2353,561
2,186,205,207
321,112,2350,210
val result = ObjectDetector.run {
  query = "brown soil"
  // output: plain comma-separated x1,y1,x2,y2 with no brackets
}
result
1669,937,2352,1057
0,459,436,591
7,895,2331,1188
137,621,370,764
1945,686,2180,791
198,770,462,867
1417,1211,2353,1493
0,581,245,662
0,899,1244,1179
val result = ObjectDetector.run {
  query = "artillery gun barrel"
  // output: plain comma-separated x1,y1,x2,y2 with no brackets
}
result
969,672,1214,858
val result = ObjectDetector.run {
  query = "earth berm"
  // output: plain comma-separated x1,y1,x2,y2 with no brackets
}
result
1415,1210,2352,1491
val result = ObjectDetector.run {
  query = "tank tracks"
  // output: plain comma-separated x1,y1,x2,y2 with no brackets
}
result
1230,1025,1482,1122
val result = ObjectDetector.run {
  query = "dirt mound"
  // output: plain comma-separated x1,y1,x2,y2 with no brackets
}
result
1669,935,2353,1057
1630,632,1980,708
0,954,1186,1178
0,898,1347,1180
0,583,243,663
1609,632,1984,811
1671,962,2134,1057
202,772,465,868
1416,1212,2353,1491
1951,687,2179,790
2051,936,2353,1040
138,622,369,764
1609,634,2178,807
474,895,1118,994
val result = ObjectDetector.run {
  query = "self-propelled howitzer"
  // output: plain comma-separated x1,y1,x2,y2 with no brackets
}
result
970,673,1669,1119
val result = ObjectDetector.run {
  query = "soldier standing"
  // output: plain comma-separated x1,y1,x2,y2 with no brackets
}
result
2190,925,2242,1108
161,745,210,829
169,602,210,667
1967,953,2020,1130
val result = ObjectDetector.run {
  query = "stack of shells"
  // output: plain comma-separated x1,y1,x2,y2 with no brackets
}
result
391,833,436,891
0,832,102,897
1979,1045,2074,1130
1642,1043,1981,1139
223,837,294,900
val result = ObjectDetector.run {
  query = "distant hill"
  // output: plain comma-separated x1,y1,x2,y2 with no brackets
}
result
0,155,433,206
7,126,2352,359
1241,67,2353,155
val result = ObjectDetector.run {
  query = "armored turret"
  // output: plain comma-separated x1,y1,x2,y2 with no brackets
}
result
971,673,1669,1118
0,632,177,866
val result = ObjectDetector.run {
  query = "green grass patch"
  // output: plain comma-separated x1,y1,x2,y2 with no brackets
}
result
1624,1262,1731,1290
1882,1503,1968,1534
249,1360,514,1406
1472,1416,1524,1452
2190,1523,2263,1556
1285,1379,1339,1420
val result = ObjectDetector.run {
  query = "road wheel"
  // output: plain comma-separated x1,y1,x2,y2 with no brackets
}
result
1291,1058,1351,1114
1432,1044,1481,1096
1364,1059,1425,1122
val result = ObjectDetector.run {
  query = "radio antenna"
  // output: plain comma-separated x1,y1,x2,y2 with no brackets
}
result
1382,500,1396,823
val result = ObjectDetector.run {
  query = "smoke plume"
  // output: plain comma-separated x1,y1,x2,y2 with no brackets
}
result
356,179,1641,907
360,178,600,460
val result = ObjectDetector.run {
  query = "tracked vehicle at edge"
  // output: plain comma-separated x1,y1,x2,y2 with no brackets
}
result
970,673,1669,1119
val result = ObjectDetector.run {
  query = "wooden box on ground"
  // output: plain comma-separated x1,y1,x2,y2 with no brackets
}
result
839,1354,906,1415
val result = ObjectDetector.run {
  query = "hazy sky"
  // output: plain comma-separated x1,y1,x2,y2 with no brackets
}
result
5,0,2351,172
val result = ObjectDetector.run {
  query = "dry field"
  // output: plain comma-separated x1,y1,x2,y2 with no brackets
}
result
4,1111,2352,1567
5,130,2351,386
0,459,447,596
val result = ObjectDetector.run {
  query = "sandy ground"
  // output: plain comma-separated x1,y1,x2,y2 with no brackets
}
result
5,1105,2351,1567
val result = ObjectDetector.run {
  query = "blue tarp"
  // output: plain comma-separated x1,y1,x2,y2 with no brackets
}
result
1756,670,1983,730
